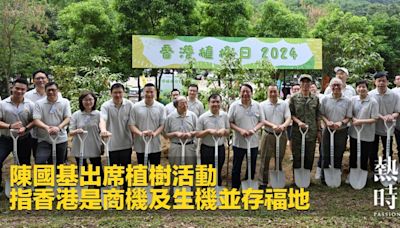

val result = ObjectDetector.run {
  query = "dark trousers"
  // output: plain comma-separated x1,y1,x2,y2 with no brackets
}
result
371,134,393,172
349,137,374,171
320,128,348,169
231,146,258,190
31,137,38,159
35,141,67,165
395,129,400,158
74,157,104,184
200,144,225,186
136,151,161,166
109,148,132,190
0,135,32,185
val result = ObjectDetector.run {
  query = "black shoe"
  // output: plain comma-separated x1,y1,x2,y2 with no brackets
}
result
258,184,267,190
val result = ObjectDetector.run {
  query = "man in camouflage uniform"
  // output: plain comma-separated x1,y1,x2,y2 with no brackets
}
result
289,74,321,175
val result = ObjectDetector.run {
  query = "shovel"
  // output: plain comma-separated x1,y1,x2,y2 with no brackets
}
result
76,131,88,200
349,125,367,190
270,131,285,188
324,127,341,188
48,133,60,195
294,126,310,188
381,121,397,187
142,135,153,204
100,135,111,206
173,138,191,198
241,137,258,190
5,129,21,198
212,136,223,206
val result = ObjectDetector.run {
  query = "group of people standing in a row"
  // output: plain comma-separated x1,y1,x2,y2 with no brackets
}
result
0,67,399,193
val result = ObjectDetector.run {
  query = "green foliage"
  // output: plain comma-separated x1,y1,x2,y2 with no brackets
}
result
254,0,308,38
311,9,379,76
51,56,121,112
205,48,275,109
336,33,384,84
370,13,400,77
0,0,47,97
199,0,253,36
48,0,119,72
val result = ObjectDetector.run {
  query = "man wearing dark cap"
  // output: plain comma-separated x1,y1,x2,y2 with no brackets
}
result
368,72,400,175
289,74,321,179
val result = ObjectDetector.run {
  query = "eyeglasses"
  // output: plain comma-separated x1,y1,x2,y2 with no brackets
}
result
331,84,342,87
83,98,94,102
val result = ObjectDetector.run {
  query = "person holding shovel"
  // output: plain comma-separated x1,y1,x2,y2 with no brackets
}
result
228,83,264,190
33,82,71,165
368,72,400,175
289,75,321,181
319,78,352,184
70,91,103,181
130,83,166,166
196,93,230,186
99,83,134,168
164,96,198,166
0,78,35,193
259,84,291,189
348,80,379,181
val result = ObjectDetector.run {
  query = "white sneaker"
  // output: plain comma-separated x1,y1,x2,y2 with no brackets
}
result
315,167,321,180
345,175,350,184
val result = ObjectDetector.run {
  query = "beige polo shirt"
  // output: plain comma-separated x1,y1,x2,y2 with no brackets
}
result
369,88,400,136
100,98,134,151
132,100,166,153
0,96,34,137
228,99,264,149
260,99,291,132
196,110,230,147
33,96,71,144
348,95,379,142
164,110,197,144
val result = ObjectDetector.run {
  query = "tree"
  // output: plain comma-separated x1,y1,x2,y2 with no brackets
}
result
198,0,253,36
114,0,200,78
47,0,118,70
311,8,382,77
51,56,121,112
0,0,47,97
370,13,400,78
336,33,384,84
254,0,308,38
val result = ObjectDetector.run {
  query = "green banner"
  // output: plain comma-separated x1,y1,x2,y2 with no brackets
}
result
132,35,322,70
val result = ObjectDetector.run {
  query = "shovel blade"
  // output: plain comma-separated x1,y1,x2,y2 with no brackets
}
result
146,186,152,205
349,168,368,190
216,185,224,206
241,179,259,190
294,168,311,188
324,168,342,188
381,179,397,187
269,171,286,188
5,178,11,198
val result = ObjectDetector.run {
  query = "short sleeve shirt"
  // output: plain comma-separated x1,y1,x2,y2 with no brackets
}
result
100,98,134,151
33,96,71,144
260,99,291,132
320,94,352,129
70,110,101,158
228,99,264,149
369,88,400,136
348,95,379,142
132,100,166,153
0,97,35,137
164,111,197,144
188,98,205,117
196,110,230,147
